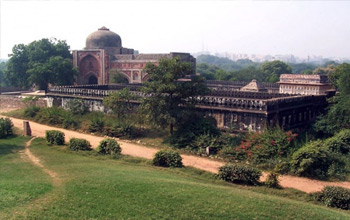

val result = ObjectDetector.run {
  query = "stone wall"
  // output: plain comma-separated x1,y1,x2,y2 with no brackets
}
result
0,95,47,109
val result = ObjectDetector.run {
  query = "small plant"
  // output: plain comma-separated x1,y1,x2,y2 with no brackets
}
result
66,98,88,115
45,130,65,145
24,105,40,118
0,117,13,138
153,149,183,167
89,116,105,133
216,164,261,185
68,138,91,151
97,139,121,155
312,186,350,210
264,172,281,189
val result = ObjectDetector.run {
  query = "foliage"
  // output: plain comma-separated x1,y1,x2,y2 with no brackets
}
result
5,38,77,90
97,139,121,155
66,99,88,115
216,164,261,185
36,107,66,125
104,120,135,138
290,140,346,179
0,61,8,87
62,112,78,129
88,115,105,133
45,130,65,145
234,128,298,164
314,63,350,136
68,138,91,151
260,60,292,82
264,172,281,189
0,117,13,138
167,114,220,149
312,186,350,210
103,88,135,118
140,57,209,134
324,129,350,154
109,70,129,83
24,105,40,118
152,149,183,167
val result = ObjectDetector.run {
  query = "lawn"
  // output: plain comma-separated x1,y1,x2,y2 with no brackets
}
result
1,136,350,219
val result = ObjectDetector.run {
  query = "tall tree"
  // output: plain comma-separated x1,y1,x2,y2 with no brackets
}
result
5,38,77,90
140,57,209,134
314,63,350,135
260,60,292,82
0,62,7,87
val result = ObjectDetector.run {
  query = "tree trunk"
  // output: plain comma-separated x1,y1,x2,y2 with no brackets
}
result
170,123,174,135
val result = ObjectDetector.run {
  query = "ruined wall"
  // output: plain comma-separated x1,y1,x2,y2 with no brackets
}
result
0,95,47,109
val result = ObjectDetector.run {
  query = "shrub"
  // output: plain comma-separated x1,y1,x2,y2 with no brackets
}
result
24,106,40,118
97,139,121,155
324,129,350,155
36,107,66,125
66,98,88,115
62,112,78,129
68,138,91,151
264,172,281,189
0,118,13,138
89,115,105,133
313,186,350,210
45,130,65,145
274,162,290,174
217,164,261,185
290,140,345,179
152,149,183,167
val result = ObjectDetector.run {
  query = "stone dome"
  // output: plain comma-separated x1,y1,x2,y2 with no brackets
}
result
85,27,122,49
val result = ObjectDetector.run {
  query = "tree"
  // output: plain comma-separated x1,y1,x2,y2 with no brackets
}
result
5,38,77,90
260,60,292,83
140,57,209,134
314,63,350,135
0,62,7,87
103,88,135,118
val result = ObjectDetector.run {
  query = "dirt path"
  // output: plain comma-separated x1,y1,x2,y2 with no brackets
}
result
23,137,61,186
4,115,350,193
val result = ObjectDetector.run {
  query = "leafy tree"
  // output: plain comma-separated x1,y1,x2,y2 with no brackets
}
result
103,88,135,118
5,38,77,90
314,63,350,135
140,57,209,134
260,60,292,82
109,70,129,83
0,62,8,87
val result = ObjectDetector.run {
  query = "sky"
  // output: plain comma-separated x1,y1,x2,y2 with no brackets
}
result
1,0,350,59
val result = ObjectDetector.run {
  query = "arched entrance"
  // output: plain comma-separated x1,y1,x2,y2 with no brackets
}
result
88,75,98,84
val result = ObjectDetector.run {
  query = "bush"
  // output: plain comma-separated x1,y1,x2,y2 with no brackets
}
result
66,98,88,115
313,186,350,210
217,164,261,185
324,129,350,155
290,140,345,179
89,115,105,133
264,172,281,189
97,139,121,155
0,118,13,138
68,138,91,151
36,107,66,125
24,106,40,118
62,112,78,129
152,149,183,167
274,162,290,174
45,130,65,145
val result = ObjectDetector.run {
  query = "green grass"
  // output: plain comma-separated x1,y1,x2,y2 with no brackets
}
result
0,136,52,216
1,136,350,219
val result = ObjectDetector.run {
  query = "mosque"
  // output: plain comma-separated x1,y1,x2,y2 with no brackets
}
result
72,27,195,85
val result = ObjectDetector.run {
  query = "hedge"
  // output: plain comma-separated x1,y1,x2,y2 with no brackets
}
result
153,149,183,167
217,164,261,185
97,139,121,155
68,138,91,151
45,130,65,145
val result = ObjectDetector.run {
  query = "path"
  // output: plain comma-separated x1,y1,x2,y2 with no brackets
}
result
23,137,61,186
4,115,350,193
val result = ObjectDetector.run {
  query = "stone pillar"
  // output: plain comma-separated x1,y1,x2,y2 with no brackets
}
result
23,121,31,136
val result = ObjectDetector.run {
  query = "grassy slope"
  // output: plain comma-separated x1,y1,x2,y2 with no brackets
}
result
0,136,52,217
0,137,348,219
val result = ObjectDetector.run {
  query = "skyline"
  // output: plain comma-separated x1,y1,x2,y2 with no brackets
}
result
1,1,350,60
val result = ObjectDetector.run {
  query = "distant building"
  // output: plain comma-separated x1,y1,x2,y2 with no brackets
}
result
73,27,195,85
279,74,333,95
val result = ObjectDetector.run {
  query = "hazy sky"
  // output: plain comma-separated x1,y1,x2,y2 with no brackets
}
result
1,0,350,59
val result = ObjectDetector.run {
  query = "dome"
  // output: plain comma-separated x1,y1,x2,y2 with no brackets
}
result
85,26,122,49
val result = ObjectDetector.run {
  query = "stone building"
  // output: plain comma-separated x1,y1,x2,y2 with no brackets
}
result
72,27,195,85
279,74,333,95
